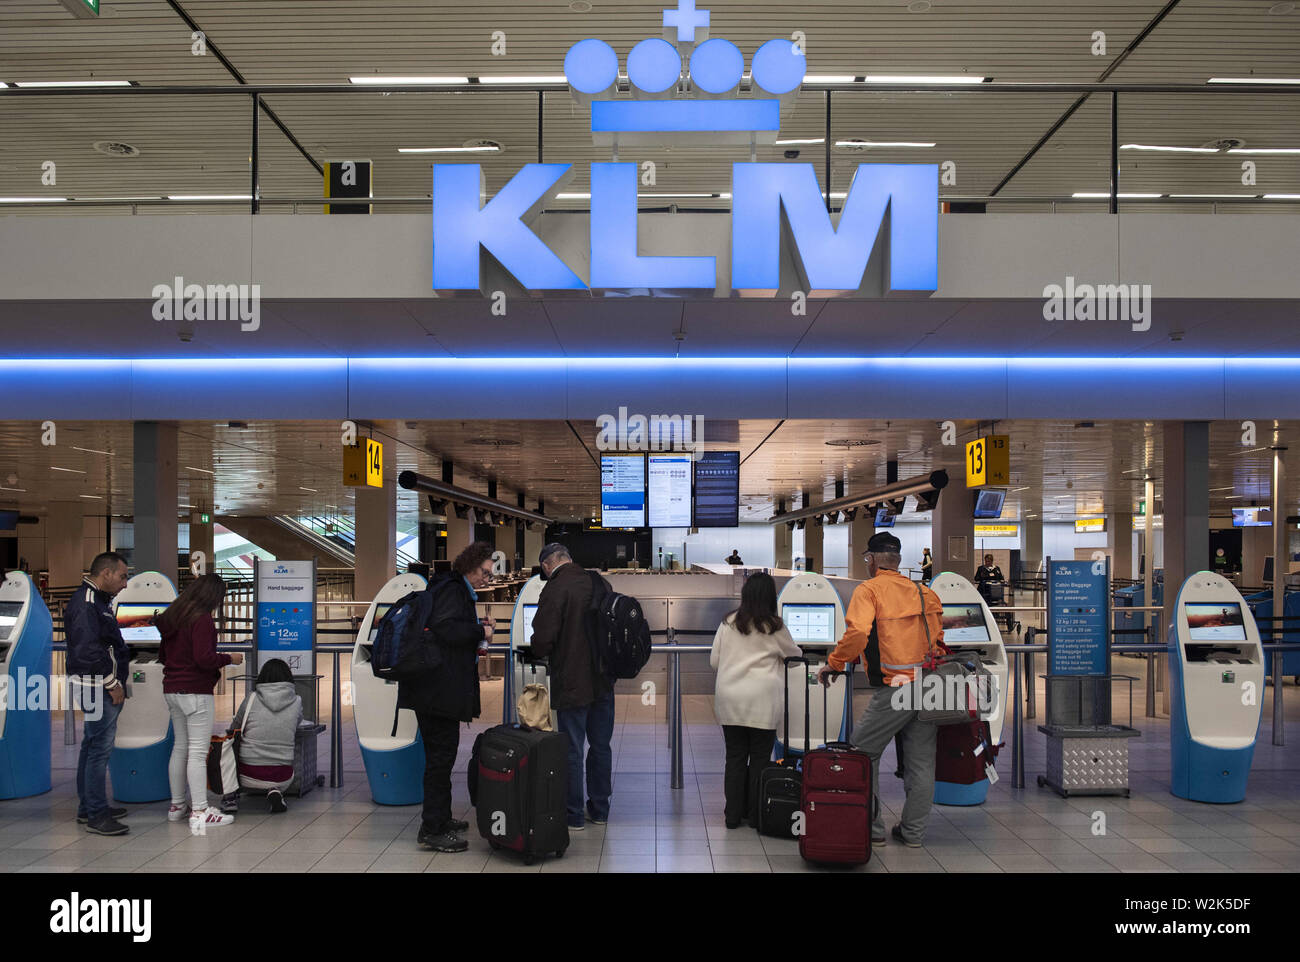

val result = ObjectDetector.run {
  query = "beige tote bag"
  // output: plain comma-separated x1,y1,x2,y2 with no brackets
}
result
516,683,554,731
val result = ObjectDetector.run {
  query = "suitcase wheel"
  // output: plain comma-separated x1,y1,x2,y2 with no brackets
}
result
488,839,501,851
524,854,535,866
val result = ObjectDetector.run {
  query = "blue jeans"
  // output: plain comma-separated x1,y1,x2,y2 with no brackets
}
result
556,691,615,825
76,689,122,822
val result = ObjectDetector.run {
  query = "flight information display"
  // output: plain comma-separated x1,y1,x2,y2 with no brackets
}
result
648,453,692,528
783,603,836,644
521,604,538,645
116,602,169,642
601,454,646,528
368,603,392,643
1186,603,1247,641
941,603,991,642
0,601,22,641
693,451,739,527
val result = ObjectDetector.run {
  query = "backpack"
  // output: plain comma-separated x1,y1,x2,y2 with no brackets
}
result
371,579,448,685
586,571,652,680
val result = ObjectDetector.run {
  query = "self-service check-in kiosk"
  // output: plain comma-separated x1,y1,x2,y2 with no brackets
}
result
508,575,556,729
352,574,427,805
0,571,53,799
776,573,849,756
1169,571,1264,803
108,572,177,802
931,573,1009,805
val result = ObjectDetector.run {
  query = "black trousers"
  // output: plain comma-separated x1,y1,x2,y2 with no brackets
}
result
414,710,461,833
721,725,776,824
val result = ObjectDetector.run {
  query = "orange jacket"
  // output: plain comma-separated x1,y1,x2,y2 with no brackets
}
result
827,569,944,685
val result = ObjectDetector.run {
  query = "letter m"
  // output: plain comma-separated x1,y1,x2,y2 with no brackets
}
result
730,163,937,293
432,164,585,292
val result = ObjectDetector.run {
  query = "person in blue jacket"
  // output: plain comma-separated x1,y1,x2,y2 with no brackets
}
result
64,551,132,836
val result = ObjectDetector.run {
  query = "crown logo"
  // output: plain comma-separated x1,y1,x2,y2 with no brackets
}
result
564,1,805,145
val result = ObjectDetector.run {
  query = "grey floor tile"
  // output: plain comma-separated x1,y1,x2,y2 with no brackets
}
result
989,853,1060,872
1153,851,1231,872
935,854,1003,873
712,855,773,873
598,855,655,873
1132,837,1198,854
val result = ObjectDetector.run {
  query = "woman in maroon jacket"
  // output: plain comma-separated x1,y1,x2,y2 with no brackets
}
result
157,574,243,830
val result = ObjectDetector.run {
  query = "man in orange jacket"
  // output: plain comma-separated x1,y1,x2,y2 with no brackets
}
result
818,531,944,848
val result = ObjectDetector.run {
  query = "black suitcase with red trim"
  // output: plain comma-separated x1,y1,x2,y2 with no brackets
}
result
473,724,569,864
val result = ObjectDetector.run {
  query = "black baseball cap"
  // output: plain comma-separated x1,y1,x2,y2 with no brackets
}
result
866,531,902,553
538,543,568,565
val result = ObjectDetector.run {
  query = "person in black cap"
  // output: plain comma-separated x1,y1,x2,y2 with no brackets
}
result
817,530,945,849
530,543,615,831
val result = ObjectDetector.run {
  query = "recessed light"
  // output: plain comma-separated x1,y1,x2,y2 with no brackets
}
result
864,75,988,85
477,76,566,85
1208,77,1300,84
1120,143,1219,153
51,466,86,474
1228,147,1300,155
0,197,67,203
92,140,140,157
349,76,470,85
185,465,216,475
836,139,936,149
399,141,503,154
299,486,318,493
1264,194,1300,199
13,80,131,88
569,0,592,10
79,494,103,500
166,194,251,201
71,445,112,456
1072,192,1163,199
0,486,26,493
908,0,932,11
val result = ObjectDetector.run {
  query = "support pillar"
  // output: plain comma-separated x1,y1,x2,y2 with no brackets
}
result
1022,519,1044,580
133,421,178,577
354,478,397,604
1162,422,1210,715
933,485,975,580
1110,512,1133,581
46,501,86,587
803,489,823,573
847,509,875,581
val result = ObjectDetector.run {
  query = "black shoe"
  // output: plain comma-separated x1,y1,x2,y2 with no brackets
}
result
419,828,468,853
891,824,922,849
77,807,127,825
444,818,469,833
85,816,129,837
268,790,287,814
725,819,742,830
585,801,608,825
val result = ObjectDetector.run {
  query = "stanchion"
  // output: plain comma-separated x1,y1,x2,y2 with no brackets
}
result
1273,650,1286,747
1025,650,1036,720
1011,649,1024,789
329,650,343,789
64,676,75,745
1145,653,1157,718
670,646,684,791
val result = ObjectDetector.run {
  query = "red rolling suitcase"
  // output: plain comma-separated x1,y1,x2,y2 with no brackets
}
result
936,720,1001,784
799,670,872,866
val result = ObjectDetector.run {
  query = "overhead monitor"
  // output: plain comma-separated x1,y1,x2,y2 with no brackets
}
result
521,603,539,645
693,451,739,528
941,603,991,642
600,454,646,528
0,600,22,641
368,603,393,643
0,510,17,531
1185,602,1247,642
115,602,169,642
874,508,896,528
1233,507,1272,527
782,603,836,645
972,488,1006,520
647,453,692,528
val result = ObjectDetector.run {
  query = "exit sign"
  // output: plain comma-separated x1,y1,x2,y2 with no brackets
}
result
59,0,100,18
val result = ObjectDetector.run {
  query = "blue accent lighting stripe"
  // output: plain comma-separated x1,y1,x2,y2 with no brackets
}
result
591,99,780,133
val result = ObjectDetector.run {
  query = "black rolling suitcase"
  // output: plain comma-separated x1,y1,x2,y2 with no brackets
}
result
756,655,811,839
473,723,569,864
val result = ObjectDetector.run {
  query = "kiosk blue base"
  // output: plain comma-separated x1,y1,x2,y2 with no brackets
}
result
360,735,425,806
108,726,174,803
0,571,54,799
935,779,989,806
1169,657,1255,804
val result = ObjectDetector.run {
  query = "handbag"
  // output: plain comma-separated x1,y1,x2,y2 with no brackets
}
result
207,695,254,795
516,683,554,731
911,583,994,726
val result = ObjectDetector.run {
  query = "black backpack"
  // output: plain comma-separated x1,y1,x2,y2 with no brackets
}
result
586,571,652,679
371,578,449,685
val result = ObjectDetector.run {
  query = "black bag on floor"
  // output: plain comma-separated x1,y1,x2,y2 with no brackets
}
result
755,655,810,839
473,723,569,864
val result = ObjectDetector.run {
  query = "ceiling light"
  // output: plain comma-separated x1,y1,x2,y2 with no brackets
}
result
0,486,26,492
477,76,567,84
1229,147,1300,155
71,445,112,456
51,466,86,474
179,503,195,509
555,192,591,199
1169,193,1259,198
13,80,131,88
1264,193,1300,199
299,486,318,493
1208,77,1300,84
864,75,987,85
775,138,825,145
1010,486,1030,492
835,139,936,149
804,75,859,83
185,465,216,475
1072,192,1163,199
349,76,470,85
0,197,67,203
166,194,252,201
398,145,502,154
0,83,7,89
1120,143,1219,153
79,494,103,500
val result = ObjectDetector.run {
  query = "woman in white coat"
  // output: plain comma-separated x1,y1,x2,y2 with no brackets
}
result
710,572,802,829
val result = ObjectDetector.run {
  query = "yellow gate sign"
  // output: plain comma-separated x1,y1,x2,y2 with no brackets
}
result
966,435,1009,488
344,438,383,487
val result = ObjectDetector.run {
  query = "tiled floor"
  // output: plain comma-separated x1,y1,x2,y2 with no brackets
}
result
4,659,1300,873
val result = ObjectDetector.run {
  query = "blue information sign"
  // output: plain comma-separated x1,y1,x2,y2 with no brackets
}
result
1048,558,1109,675
254,559,316,675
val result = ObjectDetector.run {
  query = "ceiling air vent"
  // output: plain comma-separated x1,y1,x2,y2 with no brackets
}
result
92,141,140,157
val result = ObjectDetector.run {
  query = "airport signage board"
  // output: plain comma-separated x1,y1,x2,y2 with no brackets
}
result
965,435,1009,488
343,438,383,487
254,559,316,675
1075,517,1105,533
974,523,1018,538
1047,558,1109,676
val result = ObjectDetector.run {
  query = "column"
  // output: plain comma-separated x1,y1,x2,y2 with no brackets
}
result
1109,512,1133,581
1241,524,1273,587
933,485,976,580
46,501,85,586
1022,519,1044,579
802,489,823,573
1162,422,1210,714
774,522,793,570
133,421,178,577
846,509,874,581
354,478,397,604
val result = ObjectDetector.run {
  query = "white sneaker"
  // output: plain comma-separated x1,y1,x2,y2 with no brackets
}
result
167,804,188,822
189,807,235,829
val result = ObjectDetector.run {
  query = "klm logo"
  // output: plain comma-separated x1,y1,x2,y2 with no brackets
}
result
431,1,937,295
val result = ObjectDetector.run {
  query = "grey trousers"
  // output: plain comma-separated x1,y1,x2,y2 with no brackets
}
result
849,685,938,844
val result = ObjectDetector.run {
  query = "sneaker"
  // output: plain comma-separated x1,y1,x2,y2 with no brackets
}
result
567,819,586,832
585,802,608,825
77,806,127,825
167,804,188,822
871,826,887,844
890,824,921,849
190,807,235,829
444,817,469,833
268,790,287,814
85,816,129,837
418,828,468,853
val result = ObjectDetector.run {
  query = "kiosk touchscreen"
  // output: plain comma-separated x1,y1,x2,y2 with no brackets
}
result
1169,572,1264,803
508,576,554,728
0,571,53,799
352,573,427,805
930,573,1009,805
776,573,849,755
108,572,177,802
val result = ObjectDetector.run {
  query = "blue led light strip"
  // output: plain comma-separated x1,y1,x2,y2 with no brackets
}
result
590,99,780,133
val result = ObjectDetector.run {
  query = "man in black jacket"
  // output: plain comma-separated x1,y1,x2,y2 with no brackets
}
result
399,541,493,853
531,543,614,831
64,551,131,836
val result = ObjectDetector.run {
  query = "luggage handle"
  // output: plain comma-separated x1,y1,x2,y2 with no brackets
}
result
820,668,846,746
782,655,810,761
